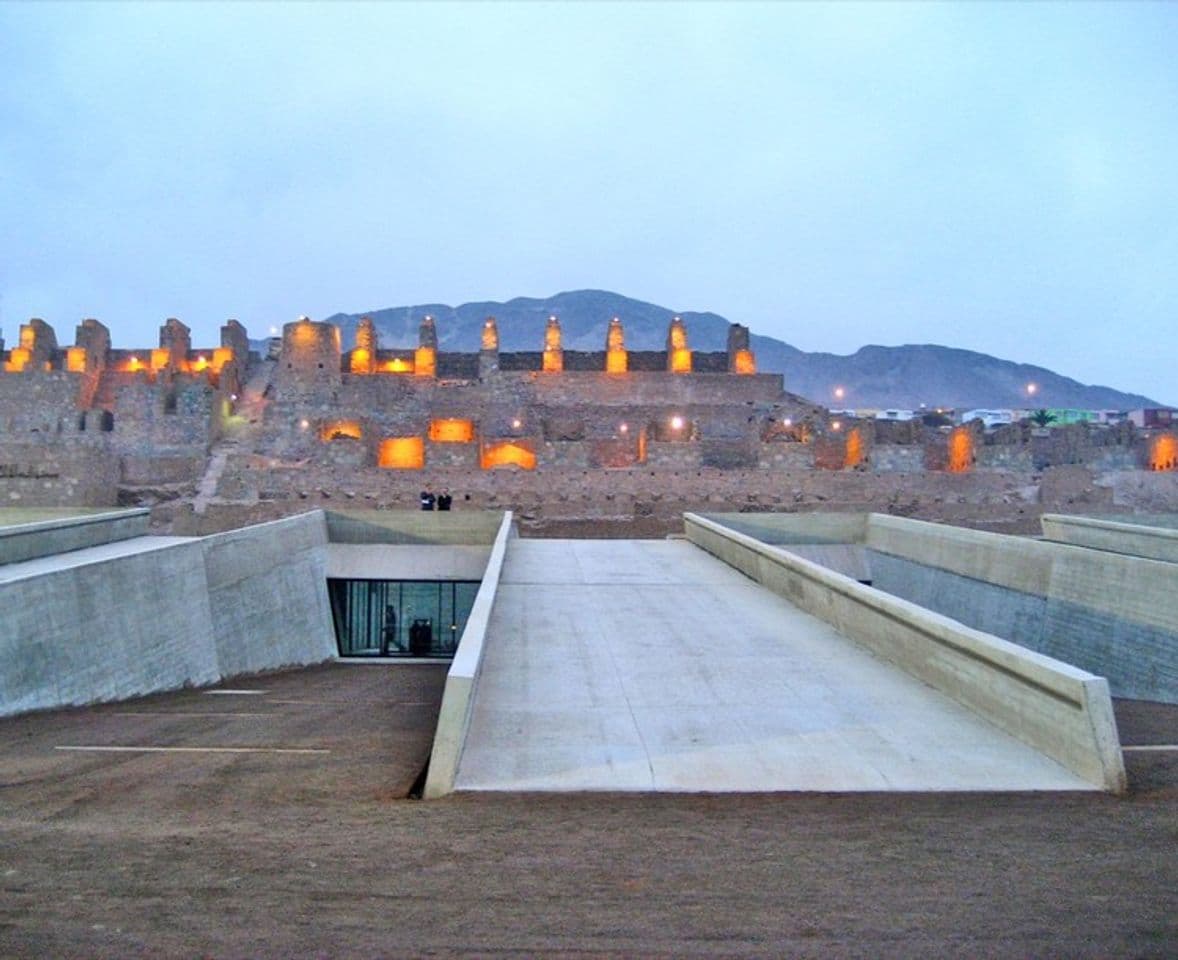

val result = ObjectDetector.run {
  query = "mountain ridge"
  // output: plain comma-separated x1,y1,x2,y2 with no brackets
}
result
319,289,1161,410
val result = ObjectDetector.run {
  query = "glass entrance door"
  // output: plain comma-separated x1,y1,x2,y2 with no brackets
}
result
327,579,479,658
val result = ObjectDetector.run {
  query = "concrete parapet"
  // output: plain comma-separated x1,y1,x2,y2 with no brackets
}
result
200,511,336,677
0,508,150,565
325,509,505,546
1041,513,1178,564
0,511,336,717
424,510,514,799
684,512,1127,792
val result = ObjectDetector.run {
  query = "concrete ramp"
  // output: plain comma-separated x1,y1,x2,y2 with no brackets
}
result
454,539,1093,792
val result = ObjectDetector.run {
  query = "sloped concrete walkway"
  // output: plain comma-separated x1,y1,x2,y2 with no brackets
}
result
455,539,1093,792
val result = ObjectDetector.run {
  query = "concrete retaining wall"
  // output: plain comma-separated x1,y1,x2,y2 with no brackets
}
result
0,511,336,717
864,514,1178,704
684,513,1126,792
0,509,150,564
201,512,337,677
1041,513,1178,563
325,509,505,545
424,511,514,799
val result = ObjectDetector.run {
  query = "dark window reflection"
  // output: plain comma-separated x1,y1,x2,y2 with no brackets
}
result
328,579,480,658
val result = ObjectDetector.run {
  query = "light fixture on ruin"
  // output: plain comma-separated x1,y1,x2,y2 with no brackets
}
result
543,316,563,372
480,440,536,470
481,317,499,352
666,316,692,374
429,418,475,443
844,427,865,469
415,315,437,377
378,437,425,469
670,415,685,431
605,316,627,373
947,427,974,473
351,317,378,374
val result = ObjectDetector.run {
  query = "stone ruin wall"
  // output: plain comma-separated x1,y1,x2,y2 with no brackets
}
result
1,311,1175,526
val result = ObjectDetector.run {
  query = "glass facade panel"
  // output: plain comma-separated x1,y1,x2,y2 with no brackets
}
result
328,579,479,658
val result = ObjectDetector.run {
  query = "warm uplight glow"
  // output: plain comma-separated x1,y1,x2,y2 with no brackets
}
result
349,348,373,374
429,418,475,443
511,418,522,430
65,347,87,373
382,357,414,373
670,415,685,431
1026,383,1038,396
844,427,864,468
619,423,629,434
211,347,233,372
731,349,755,374
669,347,692,373
377,437,425,469
320,420,362,442
150,348,170,372
299,419,310,430
4,348,31,372
481,440,536,470
606,348,628,373
783,418,792,427
414,346,436,377
543,316,563,372
947,427,974,473
834,386,846,400
481,318,499,351
1149,433,1177,471
124,355,143,372
831,421,842,431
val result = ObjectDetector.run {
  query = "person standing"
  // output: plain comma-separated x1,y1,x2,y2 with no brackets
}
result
420,490,435,510
437,489,452,511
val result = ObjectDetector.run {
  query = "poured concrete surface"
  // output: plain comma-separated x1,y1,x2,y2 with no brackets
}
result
456,539,1093,792
326,543,491,580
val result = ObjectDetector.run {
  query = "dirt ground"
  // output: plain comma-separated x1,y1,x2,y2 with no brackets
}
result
1,664,1174,959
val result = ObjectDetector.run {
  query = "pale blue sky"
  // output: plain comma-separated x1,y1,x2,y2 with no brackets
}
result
1,1,1175,403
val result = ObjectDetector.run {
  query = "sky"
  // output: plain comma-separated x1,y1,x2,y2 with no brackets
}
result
1,1,1175,403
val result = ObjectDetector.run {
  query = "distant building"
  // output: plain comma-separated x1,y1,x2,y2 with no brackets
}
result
959,409,1014,428
875,409,917,422
1129,408,1176,429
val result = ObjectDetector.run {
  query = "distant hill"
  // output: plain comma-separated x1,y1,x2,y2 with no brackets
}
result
315,289,1160,410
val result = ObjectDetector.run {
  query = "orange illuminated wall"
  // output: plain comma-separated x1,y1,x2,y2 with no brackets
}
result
5,348,32,372
383,357,414,373
430,418,475,443
350,348,374,374
481,440,536,470
212,347,233,372
414,346,436,377
65,347,87,373
606,348,628,373
320,420,362,442
669,348,692,373
1149,433,1177,471
731,349,756,374
377,437,425,469
844,428,865,468
947,427,974,473
150,348,171,373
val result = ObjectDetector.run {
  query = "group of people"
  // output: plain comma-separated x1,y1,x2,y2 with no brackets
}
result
420,489,453,511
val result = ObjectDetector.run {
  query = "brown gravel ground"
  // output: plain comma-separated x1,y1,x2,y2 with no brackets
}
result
0,665,1174,959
